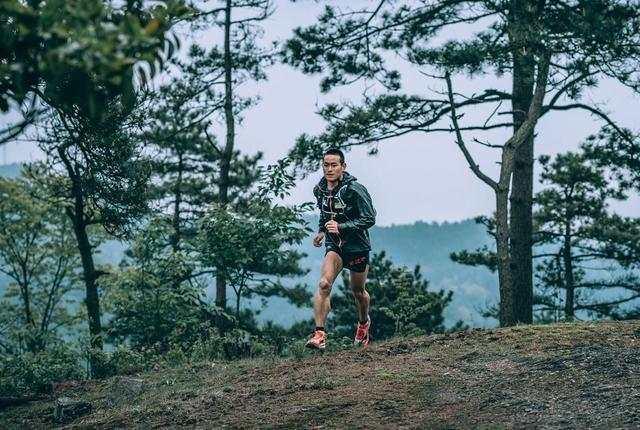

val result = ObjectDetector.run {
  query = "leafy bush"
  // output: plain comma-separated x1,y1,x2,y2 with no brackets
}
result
88,346,157,379
0,344,84,396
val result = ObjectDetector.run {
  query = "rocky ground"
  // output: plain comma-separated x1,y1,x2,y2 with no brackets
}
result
2,321,640,429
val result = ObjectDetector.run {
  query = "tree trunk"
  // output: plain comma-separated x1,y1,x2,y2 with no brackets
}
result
235,288,241,322
18,278,39,352
69,205,102,353
57,143,102,375
216,274,227,309
508,0,538,324
170,151,184,253
18,275,35,328
562,227,575,320
495,186,514,326
216,0,235,310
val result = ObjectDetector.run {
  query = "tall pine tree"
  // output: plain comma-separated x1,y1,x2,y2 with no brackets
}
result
23,0,190,372
534,151,640,321
190,0,275,309
283,0,640,326
143,49,261,255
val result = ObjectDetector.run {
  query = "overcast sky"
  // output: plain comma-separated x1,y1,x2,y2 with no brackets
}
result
2,0,639,226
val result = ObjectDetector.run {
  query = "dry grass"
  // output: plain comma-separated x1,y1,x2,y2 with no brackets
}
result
3,321,640,429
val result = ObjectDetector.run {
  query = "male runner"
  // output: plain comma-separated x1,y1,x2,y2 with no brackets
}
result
305,148,376,350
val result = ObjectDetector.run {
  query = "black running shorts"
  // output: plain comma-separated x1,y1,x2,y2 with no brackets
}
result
325,245,370,273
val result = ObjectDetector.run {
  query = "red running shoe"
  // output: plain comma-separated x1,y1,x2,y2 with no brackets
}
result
305,329,327,350
354,317,371,347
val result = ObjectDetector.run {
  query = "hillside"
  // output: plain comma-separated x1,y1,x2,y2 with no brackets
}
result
3,321,640,429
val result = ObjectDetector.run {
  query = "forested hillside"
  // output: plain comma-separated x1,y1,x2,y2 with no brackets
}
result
0,164,20,179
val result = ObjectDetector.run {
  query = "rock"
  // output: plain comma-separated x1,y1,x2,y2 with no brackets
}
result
105,376,146,407
117,376,145,395
53,396,92,423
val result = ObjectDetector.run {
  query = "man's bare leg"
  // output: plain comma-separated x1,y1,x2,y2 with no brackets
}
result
350,266,370,323
313,251,343,327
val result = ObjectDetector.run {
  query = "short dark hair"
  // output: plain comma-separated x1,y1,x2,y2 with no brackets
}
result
323,148,345,164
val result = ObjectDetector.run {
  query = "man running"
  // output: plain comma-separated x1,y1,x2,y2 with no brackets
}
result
305,148,376,350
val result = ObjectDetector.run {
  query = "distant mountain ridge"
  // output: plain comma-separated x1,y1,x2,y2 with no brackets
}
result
0,163,21,179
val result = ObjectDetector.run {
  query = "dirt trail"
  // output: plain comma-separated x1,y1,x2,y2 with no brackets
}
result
3,321,640,429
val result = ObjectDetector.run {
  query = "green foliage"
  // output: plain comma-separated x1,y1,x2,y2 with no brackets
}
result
450,246,498,273
533,149,640,320
143,48,264,250
37,91,154,236
0,173,82,354
34,86,156,367
0,343,84,396
583,126,640,193
104,218,220,350
197,180,313,319
0,0,190,112
87,346,154,379
453,146,640,322
329,251,453,340
0,0,192,147
450,216,498,272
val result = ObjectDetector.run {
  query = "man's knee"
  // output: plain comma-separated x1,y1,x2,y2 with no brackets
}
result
351,285,367,297
318,278,332,296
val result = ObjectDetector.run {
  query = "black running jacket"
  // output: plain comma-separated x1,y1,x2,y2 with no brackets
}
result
313,171,376,254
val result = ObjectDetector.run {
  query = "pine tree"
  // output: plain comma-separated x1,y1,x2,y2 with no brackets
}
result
11,1,191,375
452,148,640,322
189,0,276,309
582,126,640,192
143,46,263,254
283,1,640,326
34,98,152,375
534,151,640,320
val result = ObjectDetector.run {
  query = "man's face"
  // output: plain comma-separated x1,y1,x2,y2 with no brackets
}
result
322,154,345,182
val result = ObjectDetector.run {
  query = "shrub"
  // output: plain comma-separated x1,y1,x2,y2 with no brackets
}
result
87,345,163,379
0,344,84,396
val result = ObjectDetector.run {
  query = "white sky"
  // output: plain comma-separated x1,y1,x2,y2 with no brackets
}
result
2,0,639,225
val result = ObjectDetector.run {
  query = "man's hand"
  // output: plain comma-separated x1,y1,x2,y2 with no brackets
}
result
324,220,339,234
313,232,325,247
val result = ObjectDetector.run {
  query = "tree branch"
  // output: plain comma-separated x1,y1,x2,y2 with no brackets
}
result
445,72,498,190
542,103,633,144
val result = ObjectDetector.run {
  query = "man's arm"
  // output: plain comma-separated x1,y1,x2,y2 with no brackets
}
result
314,186,328,233
338,183,376,231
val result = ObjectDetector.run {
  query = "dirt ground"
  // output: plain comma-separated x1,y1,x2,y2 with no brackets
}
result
3,320,640,429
